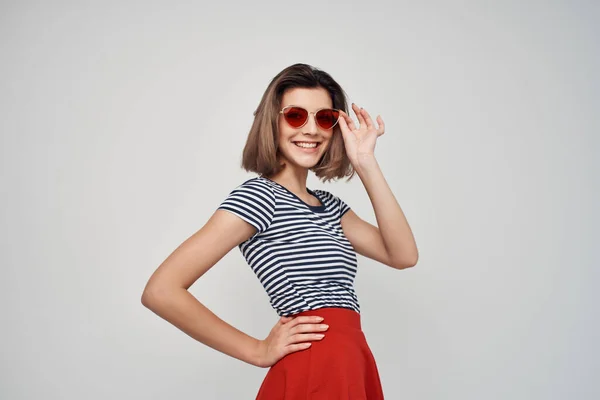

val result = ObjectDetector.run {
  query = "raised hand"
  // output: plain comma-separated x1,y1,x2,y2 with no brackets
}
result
338,103,385,169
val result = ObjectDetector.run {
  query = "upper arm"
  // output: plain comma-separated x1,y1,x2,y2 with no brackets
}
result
143,179,276,292
143,210,257,292
340,209,399,270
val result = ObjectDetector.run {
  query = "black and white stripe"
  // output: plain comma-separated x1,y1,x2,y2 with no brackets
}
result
218,176,358,316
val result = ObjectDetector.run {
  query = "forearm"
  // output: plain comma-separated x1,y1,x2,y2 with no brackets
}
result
141,287,261,367
355,155,419,267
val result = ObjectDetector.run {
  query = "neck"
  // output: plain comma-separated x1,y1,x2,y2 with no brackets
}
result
264,167,310,196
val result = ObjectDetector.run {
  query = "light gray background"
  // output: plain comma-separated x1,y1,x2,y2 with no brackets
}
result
1,1,598,399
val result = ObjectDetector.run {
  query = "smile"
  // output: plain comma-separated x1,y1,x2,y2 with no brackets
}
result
293,141,320,148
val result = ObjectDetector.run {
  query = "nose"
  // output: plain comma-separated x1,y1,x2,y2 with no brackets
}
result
303,112,319,134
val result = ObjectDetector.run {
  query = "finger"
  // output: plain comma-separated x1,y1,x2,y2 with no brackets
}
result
352,103,367,129
339,110,356,131
376,115,385,136
285,315,317,327
337,112,353,140
288,332,325,345
284,342,312,355
287,316,325,335
360,108,375,131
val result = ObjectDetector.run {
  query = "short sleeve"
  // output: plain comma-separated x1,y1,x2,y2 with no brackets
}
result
217,178,276,235
339,196,351,218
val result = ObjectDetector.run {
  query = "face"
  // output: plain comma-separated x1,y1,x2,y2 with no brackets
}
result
277,87,336,170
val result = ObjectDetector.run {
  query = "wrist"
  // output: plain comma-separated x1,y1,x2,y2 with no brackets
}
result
355,154,379,175
250,338,266,368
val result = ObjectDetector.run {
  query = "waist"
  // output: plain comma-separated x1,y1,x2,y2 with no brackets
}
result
291,307,362,331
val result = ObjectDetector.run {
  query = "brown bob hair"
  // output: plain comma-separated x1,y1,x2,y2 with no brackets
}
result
241,63,355,183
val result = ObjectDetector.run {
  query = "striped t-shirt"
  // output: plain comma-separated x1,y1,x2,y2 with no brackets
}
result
217,176,359,317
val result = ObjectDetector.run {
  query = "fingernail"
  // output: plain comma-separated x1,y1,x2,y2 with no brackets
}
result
316,317,324,321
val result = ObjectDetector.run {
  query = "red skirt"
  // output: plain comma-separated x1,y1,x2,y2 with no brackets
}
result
255,307,384,399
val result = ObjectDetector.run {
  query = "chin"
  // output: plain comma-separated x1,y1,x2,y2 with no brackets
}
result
282,158,320,170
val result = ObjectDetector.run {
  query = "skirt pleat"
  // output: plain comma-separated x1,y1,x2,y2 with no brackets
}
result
255,307,384,399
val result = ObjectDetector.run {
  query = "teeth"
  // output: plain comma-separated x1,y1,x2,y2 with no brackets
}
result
294,142,318,148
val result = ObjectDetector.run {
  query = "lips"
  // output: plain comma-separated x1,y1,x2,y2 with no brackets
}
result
291,141,321,153
293,141,320,148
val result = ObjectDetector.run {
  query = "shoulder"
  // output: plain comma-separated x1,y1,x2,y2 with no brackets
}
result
313,188,336,204
313,188,351,217
222,176,276,203
236,176,276,197
219,177,277,214
217,177,276,235
313,188,343,203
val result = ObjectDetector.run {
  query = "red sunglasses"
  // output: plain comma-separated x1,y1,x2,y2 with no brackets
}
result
279,105,341,130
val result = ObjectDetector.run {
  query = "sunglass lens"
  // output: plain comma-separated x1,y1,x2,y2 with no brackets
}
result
316,109,340,129
283,107,308,128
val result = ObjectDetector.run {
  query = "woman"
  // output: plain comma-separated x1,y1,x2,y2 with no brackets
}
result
141,63,419,399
